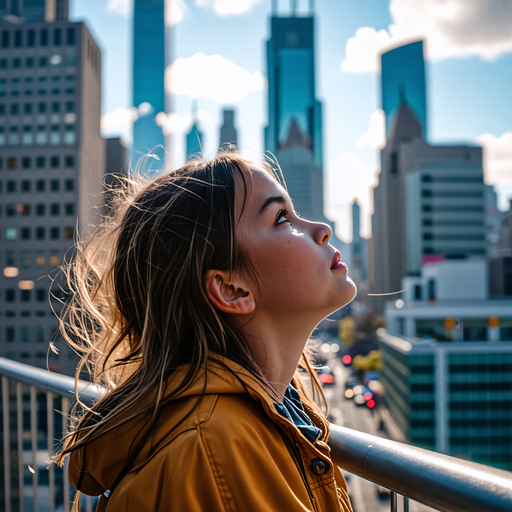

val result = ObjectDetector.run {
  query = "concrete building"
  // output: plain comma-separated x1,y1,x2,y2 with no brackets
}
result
368,102,483,312
218,108,238,151
0,15,105,375
489,199,512,297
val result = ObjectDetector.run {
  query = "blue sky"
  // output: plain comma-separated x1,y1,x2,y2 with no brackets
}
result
70,0,512,242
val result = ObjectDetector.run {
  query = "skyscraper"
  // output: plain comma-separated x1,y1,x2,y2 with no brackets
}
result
219,108,238,151
0,14,105,375
0,0,68,21
186,104,204,161
132,0,166,171
381,41,427,139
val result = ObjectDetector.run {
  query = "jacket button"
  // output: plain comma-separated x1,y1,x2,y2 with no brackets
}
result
311,458,330,475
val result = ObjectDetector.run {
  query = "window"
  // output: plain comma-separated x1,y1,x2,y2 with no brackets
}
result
64,228,74,240
423,233,433,240
422,205,432,212
24,77,34,95
53,28,62,46
21,227,31,240
423,219,433,227
65,179,74,191
51,101,60,113
21,180,31,192
36,125,47,145
50,125,60,145
50,227,60,240
422,190,432,198
427,279,436,301
414,285,422,300
50,179,60,191
9,126,19,145
64,124,75,145
38,102,47,114
5,250,16,266
35,227,45,240
49,250,60,266
40,29,48,47
67,28,76,45
64,155,74,167
51,76,61,94
36,156,45,168
36,328,45,342
36,289,45,302
10,103,19,115
7,156,17,169
65,55,75,66
13,57,21,68
20,250,31,269
1,30,10,48
6,327,15,342
18,204,30,216
65,101,75,113
390,152,398,174
38,76,47,95
11,78,20,96
0,104,4,115
27,29,35,47
50,156,60,168
65,75,75,94
0,58,6,69
39,56,48,67
6,204,16,216
35,204,45,216
14,29,22,47
6,228,16,240
7,179,16,191
20,291,31,304
65,203,75,215
35,251,45,267
22,126,33,145
23,103,33,114
0,79,6,96
50,203,60,215
36,180,45,192
6,289,15,302
26,57,34,68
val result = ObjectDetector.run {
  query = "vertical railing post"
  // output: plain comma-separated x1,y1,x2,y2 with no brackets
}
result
47,393,55,512
390,491,398,512
30,386,38,512
16,382,24,512
404,495,409,512
62,397,70,512
2,376,12,512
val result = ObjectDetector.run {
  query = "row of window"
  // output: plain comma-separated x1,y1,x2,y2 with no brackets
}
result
422,205,484,213
2,249,61,268
1,310,47,317
0,100,75,115
1,27,76,49
3,226,74,241
450,418,512,428
0,54,76,70
0,124,76,146
422,234,484,241
0,75,76,96
0,155,75,170
1,202,75,217
450,436,512,446
422,219,484,227
0,178,75,192
422,190,483,199
449,363,512,373
421,175,483,183
3,326,49,343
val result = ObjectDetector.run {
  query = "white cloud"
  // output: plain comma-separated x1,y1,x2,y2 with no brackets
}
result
167,53,266,104
357,109,386,149
341,0,512,73
101,102,154,130
477,132,512,185
104,0,187,25
156,110,212,136
326,153,379,239
195,0,265,16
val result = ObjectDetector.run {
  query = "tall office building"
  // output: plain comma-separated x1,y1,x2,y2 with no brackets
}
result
185,106,203,161
0,15,105,376
219,108,238,151
368,103,483,313
0,0,68,21
350,199,367,284
381,41,427,139
132,0,166,172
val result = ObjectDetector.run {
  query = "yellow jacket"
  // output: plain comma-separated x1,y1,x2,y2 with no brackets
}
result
69,357,353,511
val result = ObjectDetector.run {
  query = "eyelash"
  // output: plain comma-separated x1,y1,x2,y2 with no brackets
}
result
275,209,291,226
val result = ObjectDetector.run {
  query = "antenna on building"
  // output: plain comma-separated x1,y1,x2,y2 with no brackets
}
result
291,0,297,16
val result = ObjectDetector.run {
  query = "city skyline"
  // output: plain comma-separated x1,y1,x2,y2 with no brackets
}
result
72,0,512,243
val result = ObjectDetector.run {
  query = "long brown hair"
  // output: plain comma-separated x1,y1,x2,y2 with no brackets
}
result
55,152,327,505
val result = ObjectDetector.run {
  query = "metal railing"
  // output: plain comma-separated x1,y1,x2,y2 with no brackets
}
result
1,356,512,512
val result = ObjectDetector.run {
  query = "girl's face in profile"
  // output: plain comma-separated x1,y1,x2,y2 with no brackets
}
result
236,169,357,323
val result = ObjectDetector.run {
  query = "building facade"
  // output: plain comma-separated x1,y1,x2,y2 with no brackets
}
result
0,16,105,376
381,40,427,139
0,0,68,21
218,108,238,151
132,0,166,171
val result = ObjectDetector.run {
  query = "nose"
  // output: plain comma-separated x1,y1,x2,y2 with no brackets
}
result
312,221,332,245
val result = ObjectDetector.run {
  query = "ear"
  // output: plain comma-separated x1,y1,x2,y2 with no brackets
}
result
205,269,255,315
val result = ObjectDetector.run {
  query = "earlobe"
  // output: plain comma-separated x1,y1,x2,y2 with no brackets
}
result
205,270,256,315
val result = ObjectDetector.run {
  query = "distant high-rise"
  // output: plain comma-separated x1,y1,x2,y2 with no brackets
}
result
351,199,367,283
186,105,204,161
132,0,166,171
0,0,68,21
219,109,238,151
381,41,427,139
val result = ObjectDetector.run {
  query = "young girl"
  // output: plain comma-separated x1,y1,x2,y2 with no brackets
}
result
56,153,356,511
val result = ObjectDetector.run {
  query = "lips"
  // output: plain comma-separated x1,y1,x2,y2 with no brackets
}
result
330,250,348,270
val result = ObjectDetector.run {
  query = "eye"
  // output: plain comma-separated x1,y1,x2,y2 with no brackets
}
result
275,209,291,226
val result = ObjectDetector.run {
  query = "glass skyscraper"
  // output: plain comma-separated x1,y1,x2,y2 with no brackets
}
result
381,40,427,139
132,0,166,172
0,0,68,20
265,13,323,170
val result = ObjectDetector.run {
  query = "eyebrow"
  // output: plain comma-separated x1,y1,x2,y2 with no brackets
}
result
257,194,287,216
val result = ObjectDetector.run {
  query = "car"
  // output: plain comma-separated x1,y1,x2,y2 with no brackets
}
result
318,366,335,386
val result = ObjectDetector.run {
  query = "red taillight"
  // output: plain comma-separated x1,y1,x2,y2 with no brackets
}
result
367,399,376,409
364,392,373,400
342,355,352,365
319,373,333,384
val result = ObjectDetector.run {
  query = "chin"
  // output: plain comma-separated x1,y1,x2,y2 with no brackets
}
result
337,276,357,309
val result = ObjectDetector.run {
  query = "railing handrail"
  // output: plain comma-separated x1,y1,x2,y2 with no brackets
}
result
2,357,512,512
0,356,102,406
329,423,512,512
